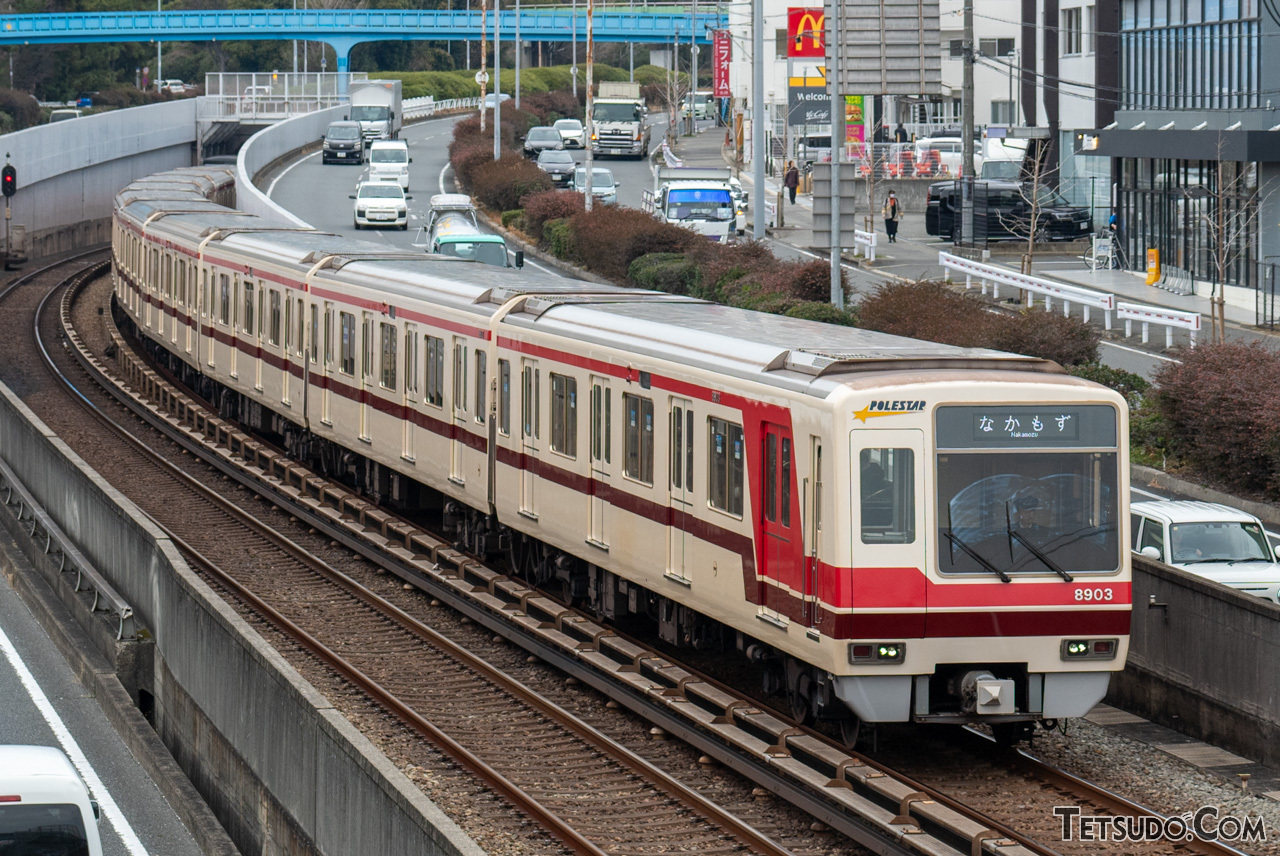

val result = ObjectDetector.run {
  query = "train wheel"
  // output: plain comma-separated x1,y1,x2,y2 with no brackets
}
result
839,715,862,749
784,658,815,725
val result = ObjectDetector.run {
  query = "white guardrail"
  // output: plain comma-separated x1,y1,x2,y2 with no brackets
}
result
403,96,480,120
854,228,877,263
939,251,1202,348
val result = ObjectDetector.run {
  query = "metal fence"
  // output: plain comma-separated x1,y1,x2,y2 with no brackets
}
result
1258,260,1280,328
199,71,363,122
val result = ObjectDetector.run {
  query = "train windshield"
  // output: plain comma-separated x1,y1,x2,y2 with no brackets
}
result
933,405,1121,576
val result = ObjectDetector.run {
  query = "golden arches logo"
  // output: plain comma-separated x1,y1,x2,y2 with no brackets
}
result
787,8,824,57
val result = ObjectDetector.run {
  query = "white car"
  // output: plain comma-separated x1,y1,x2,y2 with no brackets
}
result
351,181,411,230
1131,500,1280,603
553,118,585,148
0,746,104,856
367,140,411,190
569,167,619,205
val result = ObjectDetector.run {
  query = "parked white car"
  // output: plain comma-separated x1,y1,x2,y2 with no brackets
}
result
351,181,411,230
1131,500,1280,603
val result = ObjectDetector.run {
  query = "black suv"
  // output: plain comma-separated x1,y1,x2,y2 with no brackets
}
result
925,180,1092,241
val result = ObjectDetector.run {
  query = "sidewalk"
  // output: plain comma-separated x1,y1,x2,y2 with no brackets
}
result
663,126,1275,342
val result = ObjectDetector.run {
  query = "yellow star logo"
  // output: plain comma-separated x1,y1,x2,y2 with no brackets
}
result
853,406,909,423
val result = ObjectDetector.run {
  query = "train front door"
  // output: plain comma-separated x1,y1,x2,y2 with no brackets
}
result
667,397,694,582
588,376,611,548
760,422,798,611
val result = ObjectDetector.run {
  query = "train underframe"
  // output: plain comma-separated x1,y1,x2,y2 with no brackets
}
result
130,315,1061,746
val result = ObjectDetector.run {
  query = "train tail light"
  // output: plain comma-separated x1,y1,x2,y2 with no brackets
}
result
848,642,905,664
1061,638,1118,660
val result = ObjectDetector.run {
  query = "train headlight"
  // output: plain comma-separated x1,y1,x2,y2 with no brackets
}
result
848,642,905,665
1060,638,1118,660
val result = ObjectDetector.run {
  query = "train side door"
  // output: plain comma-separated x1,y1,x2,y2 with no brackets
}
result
360,312,373,441
588,375,611,547
667,397,694,583
450,337,469,483
402,324,417,461
321,303,333,424
520,358,540,514
760,422,799,609
851,429,926,621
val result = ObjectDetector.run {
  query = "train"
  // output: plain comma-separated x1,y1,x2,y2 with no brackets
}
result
111,166,1132,742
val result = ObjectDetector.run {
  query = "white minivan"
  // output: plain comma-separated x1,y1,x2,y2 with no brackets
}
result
0,745,103,856
367,140,411,190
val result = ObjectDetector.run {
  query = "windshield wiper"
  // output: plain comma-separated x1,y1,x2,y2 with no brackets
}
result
943,530,1011,582
1180,557,1240,565
1004,502,1074,581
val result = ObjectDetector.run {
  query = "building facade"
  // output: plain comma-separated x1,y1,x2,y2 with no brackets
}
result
1097,0,1280,308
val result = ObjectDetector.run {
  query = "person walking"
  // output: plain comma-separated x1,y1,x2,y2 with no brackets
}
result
784,161,800,204
882,190,902,243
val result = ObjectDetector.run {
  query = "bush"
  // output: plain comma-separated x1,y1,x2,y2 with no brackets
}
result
686,240,776,302
568,205,696,282
521,91,582,123
628,252,699,294
784,301,859,326
501,209,524,228
450,142,495,189
469,154,553,212
858,280,996,347
989,308,1100,367
544,218,576,261
779,259,840,302
1068,362,1150,407
0,89,39,132
522,189,585,240
1154,342,1280,494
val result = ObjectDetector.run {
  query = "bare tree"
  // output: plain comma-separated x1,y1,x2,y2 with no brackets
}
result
992,147,1058,276
1192,141,1262,343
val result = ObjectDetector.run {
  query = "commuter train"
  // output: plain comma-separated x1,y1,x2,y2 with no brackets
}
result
111,167,1131,740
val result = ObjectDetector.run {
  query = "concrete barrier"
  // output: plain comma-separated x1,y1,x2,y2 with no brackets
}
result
0,380,483,856
237,104,347,226
2,100,197,257
1116,555,1280,768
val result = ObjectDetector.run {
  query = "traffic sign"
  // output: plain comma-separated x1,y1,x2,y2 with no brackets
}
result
2,164,16,198
570,65,578,77
475,70,489,85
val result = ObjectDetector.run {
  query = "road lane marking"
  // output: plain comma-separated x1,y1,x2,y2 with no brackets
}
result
267,150,321,198
0,624,149,856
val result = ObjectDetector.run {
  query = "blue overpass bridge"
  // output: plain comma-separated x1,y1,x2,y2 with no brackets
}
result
0,8,726,75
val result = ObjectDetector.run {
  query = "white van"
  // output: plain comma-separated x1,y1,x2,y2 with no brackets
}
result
367,140,411,190
48,109,82,123
0,745,103,856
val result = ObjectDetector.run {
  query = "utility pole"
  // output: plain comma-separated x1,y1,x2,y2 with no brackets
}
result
515,0,521,108
689,0,697,135
961,0,975,176
480,0,487,132
293,0,297,74
751,0,765,239
156,0,162,92
494,0,502,160
828,0,843,307
584,0,594,210
572,0,578,98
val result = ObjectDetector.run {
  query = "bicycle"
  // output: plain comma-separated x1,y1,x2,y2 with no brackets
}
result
1083,230,1127,271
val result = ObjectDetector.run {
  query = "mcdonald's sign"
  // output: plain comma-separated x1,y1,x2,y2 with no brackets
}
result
787,7,825,58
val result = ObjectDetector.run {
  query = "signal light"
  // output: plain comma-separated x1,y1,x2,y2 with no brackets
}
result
1061,638,1119,660
1,164,15,198
849,641,906,664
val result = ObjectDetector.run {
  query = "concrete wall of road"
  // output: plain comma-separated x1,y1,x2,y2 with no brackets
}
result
1115,555,1280,767
0,379,483,856
4,100,197,257
238,104,346,227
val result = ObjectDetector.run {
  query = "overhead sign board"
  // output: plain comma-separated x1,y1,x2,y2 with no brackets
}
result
788,7,825,58
825,0,941,95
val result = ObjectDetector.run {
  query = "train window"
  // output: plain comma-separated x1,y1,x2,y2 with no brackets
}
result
176,260,184,306
499,359,511,435
860,448,915,544
1138,517,1164,556
324,306,333,365
338,312,355,375
591,384,612,464
708,418,744,516
257,287,266,337
475,351,487,424
242,281,254,333
765,435,778,522
310,304,320,363
453,342,468,414
295,299,305,358
550,373,577,457
686,409,694,491
781,437,792,527
219,274,231,325
623,394,654,484
404,326,418,393
202,269,209,319
362,316,374,381
425,336,444,407
671,406,693,490
284,298,293,351
268,290,281,345
1130,513,1141,550
380,323,397,390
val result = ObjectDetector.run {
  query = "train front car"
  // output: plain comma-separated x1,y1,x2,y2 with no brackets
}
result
823,369,1130,740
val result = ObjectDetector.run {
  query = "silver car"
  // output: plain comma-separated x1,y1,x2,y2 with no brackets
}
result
569,167,619,205
553,118,586,148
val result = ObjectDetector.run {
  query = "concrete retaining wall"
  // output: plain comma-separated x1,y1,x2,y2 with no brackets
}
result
237,105,346,227
4,100,197,257
1117,555,1280,767
0,380,483,856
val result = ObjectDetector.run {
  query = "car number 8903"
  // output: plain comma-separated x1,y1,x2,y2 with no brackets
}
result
1074,587,1113,602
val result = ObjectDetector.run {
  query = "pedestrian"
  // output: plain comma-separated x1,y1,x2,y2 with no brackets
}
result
894,123,909,143
882,190,901,243
784,161,800,204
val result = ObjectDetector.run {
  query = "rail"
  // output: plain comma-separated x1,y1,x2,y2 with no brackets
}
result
1117,301,1201,348
853,227,877,262
404,96,479,120
940,250,1115,329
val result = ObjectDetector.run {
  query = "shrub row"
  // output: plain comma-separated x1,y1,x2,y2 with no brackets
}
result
379,64,629,102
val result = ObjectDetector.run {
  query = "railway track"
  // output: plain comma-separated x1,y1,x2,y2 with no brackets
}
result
0,255,1259,856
